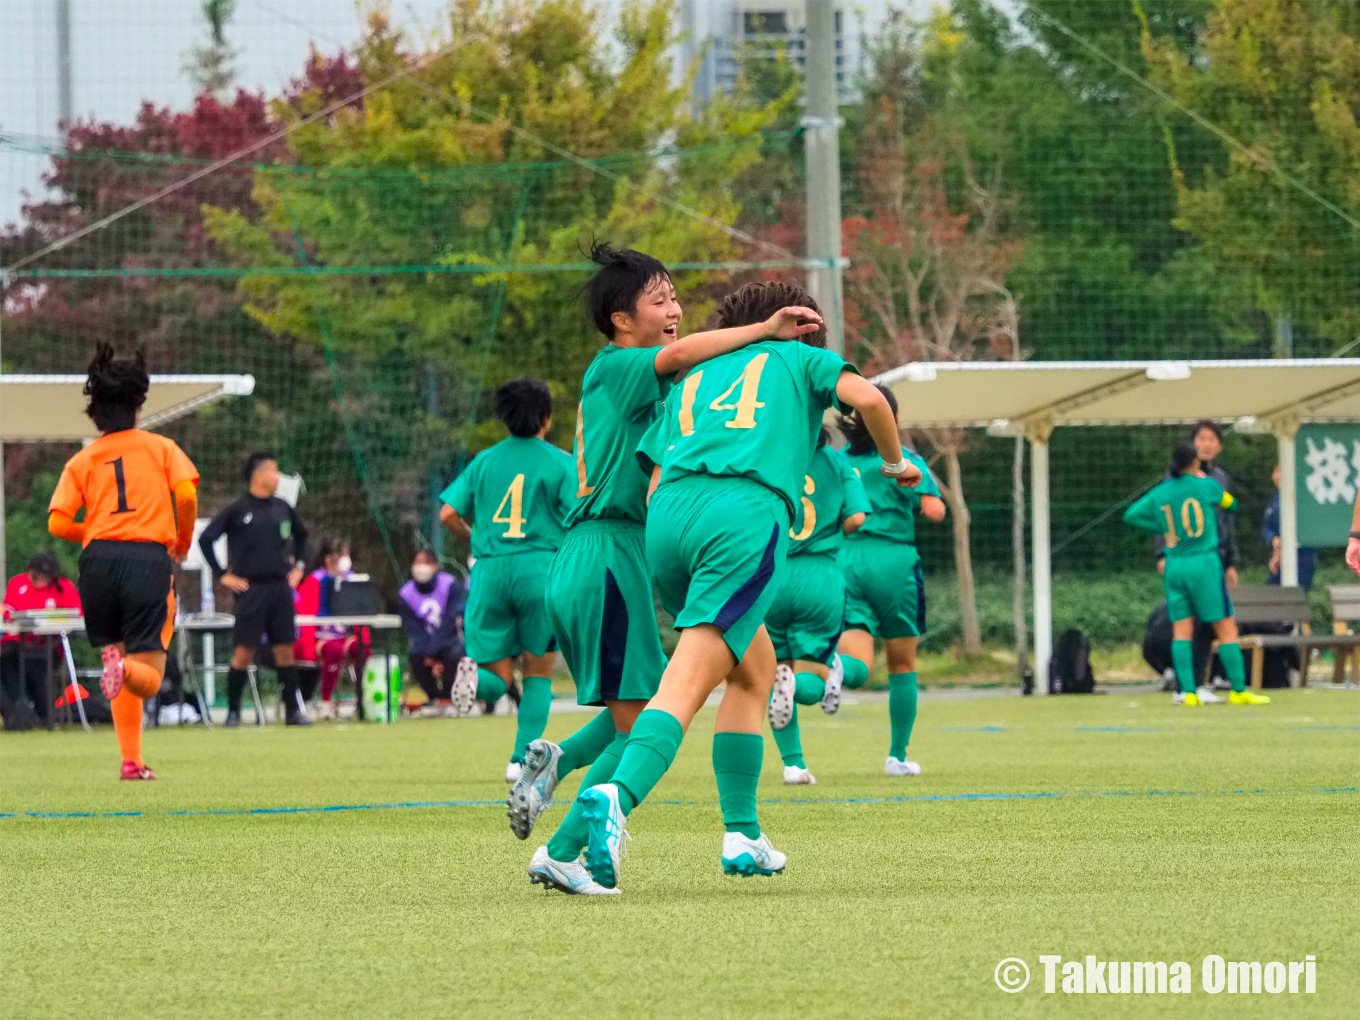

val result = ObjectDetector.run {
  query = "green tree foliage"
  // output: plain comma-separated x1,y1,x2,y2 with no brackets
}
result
1145,0,1360,351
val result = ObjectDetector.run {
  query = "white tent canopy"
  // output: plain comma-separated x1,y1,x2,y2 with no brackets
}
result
871,359,1360,690
0,373,255,581
0,374,255,442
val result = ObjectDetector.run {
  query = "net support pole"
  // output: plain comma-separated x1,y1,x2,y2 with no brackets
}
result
0,442,7,586
803,0,845,355
1028,419,1054,693
1275,418,1301,587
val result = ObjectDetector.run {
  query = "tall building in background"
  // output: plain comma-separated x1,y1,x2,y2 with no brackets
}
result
678,0,895,108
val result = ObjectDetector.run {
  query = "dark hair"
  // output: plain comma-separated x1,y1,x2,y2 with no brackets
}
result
839,383,898,456
308,536,348,573
495,377,553,438
243,451,276,483
584,241,672,339
716,281,826,348
1170,442,1200,478
83,343,149,433
26,551,64,592
817,425,831,448
1190,419,1223,442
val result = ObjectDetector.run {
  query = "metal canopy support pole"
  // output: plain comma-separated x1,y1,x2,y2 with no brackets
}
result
803,0,845,355
1028,419,1054,694
1276,419,1300,587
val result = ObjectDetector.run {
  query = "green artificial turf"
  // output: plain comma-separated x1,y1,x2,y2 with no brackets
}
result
2,689,1357,1019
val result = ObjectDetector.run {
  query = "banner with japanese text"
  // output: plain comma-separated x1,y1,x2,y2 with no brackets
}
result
1297,424,1360,547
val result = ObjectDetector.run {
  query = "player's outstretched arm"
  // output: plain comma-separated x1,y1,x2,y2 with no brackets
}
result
834,372,922,487
440,502,472,541
47,510,85,545
1122,492,1162,533
653,306,823,377
172,479,198,563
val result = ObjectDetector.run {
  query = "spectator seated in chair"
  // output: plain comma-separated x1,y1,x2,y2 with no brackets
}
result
396,550,467,714
294,537,368,720
2,552,82,730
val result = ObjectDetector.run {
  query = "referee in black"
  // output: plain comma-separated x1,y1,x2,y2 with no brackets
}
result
199,452,311,727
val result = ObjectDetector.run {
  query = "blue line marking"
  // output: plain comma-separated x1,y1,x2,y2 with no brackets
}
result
2,787,1354,822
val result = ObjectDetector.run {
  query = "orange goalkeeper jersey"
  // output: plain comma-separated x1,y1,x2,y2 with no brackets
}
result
50,430,199,549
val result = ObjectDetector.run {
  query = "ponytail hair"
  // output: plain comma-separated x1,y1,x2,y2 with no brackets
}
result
83,343,149,433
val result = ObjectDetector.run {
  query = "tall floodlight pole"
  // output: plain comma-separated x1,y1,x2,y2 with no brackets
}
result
803,0,844,354
57,0,74,125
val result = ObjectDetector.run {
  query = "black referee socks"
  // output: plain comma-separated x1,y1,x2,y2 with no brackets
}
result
226,668,248,713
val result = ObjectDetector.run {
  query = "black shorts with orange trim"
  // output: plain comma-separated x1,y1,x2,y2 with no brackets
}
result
78,540,176,654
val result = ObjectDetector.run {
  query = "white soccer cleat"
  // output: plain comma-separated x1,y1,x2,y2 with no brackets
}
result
1196,686,1223,704
782,765,817,785
504,761,523,784
821,655,844,715
317,700,337,721
527,846,621,896
721,831,787,877
884,756,922,776
579,783,629,890
452,657,478,716
507,739,563,840
768,664,796,731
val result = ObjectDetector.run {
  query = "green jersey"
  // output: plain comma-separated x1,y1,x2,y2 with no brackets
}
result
637,340,855,518
1123,473,1235,559
567,344,671,527
439,436,575,559
789,444,871,557
843,447,939,545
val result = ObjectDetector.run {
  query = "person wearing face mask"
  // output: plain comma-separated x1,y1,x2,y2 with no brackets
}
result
396,550,469,712
293,537,368,720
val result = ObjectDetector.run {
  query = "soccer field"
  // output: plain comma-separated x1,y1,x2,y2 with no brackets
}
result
2,689,1356,1019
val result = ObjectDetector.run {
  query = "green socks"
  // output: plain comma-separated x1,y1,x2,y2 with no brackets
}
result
841,655,869,690
888,672,918,761
555,709,617,780
794,672,825,705
608,709,684,815
546,731,628,862
712,732,763,839
476,667,507,704
511,676,553,764
1171,640,1196,695
772,703,805,768
1218,642,1246,694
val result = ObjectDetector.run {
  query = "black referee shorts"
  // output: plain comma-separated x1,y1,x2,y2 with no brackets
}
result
231,578,296,648
79,540,176,654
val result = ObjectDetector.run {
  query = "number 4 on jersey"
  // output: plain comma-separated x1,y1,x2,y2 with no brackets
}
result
678,353,769,436
494,474,527,538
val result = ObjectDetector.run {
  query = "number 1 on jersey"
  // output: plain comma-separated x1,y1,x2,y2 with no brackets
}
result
493,474,527,537
107,457,135,514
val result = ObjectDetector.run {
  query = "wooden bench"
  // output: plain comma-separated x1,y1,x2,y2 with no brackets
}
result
1328,585,1360,685
1209,585,1360,690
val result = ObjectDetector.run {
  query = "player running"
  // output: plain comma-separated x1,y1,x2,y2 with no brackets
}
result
47,344,199,780
516,245,825,895
577,280,919,890
439,378,575,781
835,384,946,777
765,426,870,785
1123,442,1269,706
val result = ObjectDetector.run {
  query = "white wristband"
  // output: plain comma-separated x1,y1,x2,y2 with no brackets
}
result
882,457,910,476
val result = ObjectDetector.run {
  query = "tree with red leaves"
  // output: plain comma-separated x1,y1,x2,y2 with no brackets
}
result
842,32,1023,657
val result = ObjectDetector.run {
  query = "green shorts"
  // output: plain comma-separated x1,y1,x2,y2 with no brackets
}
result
840,537,925,640
765,553,845,664
646,475,790,662
1164,553,1232,624
545,519,668,706
463,550,558,663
